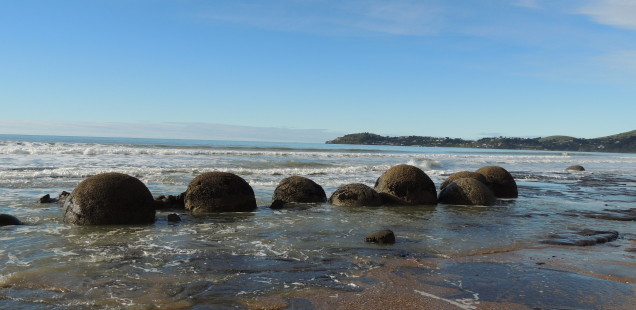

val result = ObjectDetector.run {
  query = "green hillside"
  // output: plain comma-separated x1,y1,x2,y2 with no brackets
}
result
326,130,636,153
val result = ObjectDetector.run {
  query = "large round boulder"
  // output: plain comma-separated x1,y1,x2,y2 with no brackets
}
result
0,214,23,226
374,164,437,205
438,178,496,206
566,165,585,171
63,172,156,225
439,171,488,191
475,166,518,198
329,183,383,207
272,176,327,205
185,172,257,213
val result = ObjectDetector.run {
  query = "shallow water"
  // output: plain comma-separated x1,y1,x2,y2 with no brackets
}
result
1,134,636,309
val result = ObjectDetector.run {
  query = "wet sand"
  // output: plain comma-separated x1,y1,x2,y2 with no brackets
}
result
244,242,636,310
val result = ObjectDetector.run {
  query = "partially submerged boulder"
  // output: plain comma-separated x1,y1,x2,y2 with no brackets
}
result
439,171,488,191
329,183,382,207
63,172,156,225
0,214,23,226
185,172,257,213
374,164,437,205
272,176,326,205
438,178,496,206
475,166,518,198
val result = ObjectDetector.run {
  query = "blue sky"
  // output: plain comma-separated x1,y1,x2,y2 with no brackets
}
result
1,0,635,142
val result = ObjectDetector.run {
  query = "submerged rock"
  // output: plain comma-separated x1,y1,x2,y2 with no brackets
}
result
185,172,257,213
0,214,24,226
439,171,488,191
272,176,327,205
566,165,585,171
475,166,518,198
541,229,619,246
374,164,437,205
438,178,496,206
365,230,396,244
63,172,156,225
329,183,382,207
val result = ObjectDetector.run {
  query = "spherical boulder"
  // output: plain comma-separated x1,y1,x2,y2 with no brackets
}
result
0,214,23,226
185,172,257,213
374,164,437,205
329,183,383,207
438,178,496,206
272,176,326,205
566,165,585,171
439,171,488,191
63,172,156,225
475,166,518,198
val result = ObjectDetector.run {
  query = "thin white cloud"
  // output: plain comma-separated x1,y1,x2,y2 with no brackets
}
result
515,0,541,9
0,120,342,143
597,49,636,73
342,1,444,35
577,0,636,30
199,0,444,36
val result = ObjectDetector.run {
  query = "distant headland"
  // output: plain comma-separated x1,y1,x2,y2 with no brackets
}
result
326,130,636,153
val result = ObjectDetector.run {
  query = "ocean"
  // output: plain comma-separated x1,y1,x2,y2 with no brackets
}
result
1,134,635,309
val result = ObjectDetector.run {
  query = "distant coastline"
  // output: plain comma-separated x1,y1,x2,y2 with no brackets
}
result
326,130,636,153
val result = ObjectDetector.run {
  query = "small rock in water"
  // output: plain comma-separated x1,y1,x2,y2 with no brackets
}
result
541,229,619,246
365,230,396,244
39,194,57,203
167,213,181,222
566,165,585,171
0,214,24,226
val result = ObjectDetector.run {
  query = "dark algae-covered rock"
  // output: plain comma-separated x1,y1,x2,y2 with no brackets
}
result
63,172,156,225
374,164,437,205
475,166,518,198
0,214,24,226
272,176,327,205
185,172,257,213
541,229,619,246
329,183,382,207
438,178,496,206
439,171,488,191
365,230,396,244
